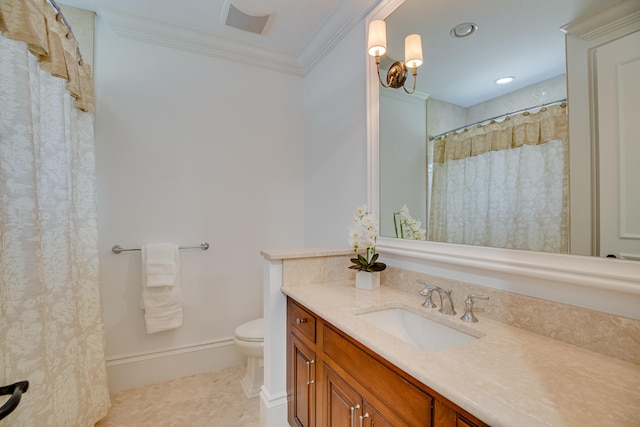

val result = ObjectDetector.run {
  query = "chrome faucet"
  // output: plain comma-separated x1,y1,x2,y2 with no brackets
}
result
460,294,489,322
435,288,456,315
417,280,456,315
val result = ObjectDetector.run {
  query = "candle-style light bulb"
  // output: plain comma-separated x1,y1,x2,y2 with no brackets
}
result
404,34,423,68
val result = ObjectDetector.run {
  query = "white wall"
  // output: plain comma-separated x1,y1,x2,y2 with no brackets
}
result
303,21,369,247
93,15,305,391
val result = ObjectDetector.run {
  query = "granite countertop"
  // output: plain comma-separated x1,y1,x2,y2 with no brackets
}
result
281,281,640,427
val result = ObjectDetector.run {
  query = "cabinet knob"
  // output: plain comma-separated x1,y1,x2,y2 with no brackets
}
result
296,318,307,324
360,412,370,427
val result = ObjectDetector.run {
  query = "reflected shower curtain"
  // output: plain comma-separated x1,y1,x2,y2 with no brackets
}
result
429,104,569,253
0,35,110,425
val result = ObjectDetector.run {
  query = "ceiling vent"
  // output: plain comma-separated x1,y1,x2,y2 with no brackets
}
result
223,1,272,35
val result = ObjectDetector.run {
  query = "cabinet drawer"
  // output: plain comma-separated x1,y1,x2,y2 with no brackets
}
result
288,298,316,343
323,325,433,426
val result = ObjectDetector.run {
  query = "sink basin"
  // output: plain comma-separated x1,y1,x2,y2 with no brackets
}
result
356,307,477,352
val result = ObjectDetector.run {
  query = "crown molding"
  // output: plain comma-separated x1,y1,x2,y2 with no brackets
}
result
298,0,381,75
98,7,304,76
83,0,382,78
562,0,640,40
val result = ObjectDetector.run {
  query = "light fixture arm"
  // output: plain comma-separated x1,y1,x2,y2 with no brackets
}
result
374,53,390,89
403,67,417,94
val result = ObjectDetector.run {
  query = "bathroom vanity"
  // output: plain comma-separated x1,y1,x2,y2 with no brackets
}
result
260,248,640,427
282,282,640,426
287,297,487,427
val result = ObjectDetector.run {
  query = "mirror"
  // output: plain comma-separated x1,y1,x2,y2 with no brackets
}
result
376,0,620,256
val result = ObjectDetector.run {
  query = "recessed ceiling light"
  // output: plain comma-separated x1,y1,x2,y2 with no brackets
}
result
495,76,515,85
450,23,478,38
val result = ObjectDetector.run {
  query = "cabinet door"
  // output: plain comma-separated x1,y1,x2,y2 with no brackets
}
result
324,364,363,427
361,402,395,427
289,335,316,427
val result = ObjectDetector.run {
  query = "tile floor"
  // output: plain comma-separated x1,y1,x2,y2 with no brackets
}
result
95,365,260,427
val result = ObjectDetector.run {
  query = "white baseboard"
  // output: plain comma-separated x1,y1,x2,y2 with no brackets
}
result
260,387,288,427
105,337,245,393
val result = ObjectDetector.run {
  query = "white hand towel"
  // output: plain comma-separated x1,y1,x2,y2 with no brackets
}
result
141,286,182,309
143,243,179,287
146,262,177,275
141,243,183,334
143,304,183,334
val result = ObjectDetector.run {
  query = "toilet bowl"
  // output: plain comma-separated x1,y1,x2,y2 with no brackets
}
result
233,318,264,398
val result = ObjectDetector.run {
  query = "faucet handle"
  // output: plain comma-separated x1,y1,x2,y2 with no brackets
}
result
460,294,489,323
418,280,438,308
419,284,437,295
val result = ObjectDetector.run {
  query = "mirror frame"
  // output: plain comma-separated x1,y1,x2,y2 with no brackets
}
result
365,0,640,295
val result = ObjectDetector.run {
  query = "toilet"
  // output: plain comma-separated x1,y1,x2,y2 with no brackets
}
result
233,318,264,398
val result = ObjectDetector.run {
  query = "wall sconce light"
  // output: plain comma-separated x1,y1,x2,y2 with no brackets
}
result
367,20,423,94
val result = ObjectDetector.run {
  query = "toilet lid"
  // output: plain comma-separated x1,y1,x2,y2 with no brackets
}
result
234,318,264,342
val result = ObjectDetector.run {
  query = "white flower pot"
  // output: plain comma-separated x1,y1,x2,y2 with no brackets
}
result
355,271,380,290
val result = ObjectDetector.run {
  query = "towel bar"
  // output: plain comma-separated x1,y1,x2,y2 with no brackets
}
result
112,242,209,254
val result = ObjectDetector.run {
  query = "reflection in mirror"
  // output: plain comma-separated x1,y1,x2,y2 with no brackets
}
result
377,0,621,256
428,103,568,253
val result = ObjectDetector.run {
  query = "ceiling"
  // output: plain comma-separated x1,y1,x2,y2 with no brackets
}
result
58,0,618,105
58,0,379,74
383,0,619,106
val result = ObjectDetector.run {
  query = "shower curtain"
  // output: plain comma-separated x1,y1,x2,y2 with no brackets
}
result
0,1,110,425
429,104,569,253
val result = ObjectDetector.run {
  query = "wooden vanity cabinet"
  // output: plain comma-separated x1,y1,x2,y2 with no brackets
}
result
322,324,431,426
290,335,316,427
288,299,318,427
434,399,486,427
324,363,398,427
286,297,489,427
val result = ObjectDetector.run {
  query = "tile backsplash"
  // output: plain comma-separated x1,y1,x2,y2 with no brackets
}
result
383,266,640,365
280,254,639,365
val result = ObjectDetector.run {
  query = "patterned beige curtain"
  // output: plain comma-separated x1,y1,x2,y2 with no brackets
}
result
0,1,109,425
0,0,94,112
429,104,569,253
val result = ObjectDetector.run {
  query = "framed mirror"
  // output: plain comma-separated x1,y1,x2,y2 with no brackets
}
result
366,0,640,290
371,0,629,257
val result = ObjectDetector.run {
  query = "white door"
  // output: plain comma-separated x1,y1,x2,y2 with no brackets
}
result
596,30,640,260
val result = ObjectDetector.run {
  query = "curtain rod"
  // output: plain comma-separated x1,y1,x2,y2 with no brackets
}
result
428,98,567,141
46,0,70,30
46,0,84,61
